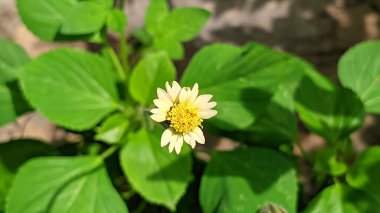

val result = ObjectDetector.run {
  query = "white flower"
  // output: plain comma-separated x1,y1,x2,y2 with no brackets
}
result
150,81,217,154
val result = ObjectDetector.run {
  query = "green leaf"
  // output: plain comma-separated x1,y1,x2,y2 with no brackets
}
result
346,146,380,203
6,156,128,213
160,8,210,42
129,53,176,105
95,113,129,144
0,39,29,82
20,48,120,130
200,148,298,213
295,69,364,143
245,63,304,145
153,37,184,60
120,127,192,211
0,39,31,126
0,140,56,211
61,1,112,35
17,0,112,41
304,184,380,212
338,40,380,114
314,147,347,176
181,43,307,130
17,0,76,40
145,0,169,36
107,9,127,33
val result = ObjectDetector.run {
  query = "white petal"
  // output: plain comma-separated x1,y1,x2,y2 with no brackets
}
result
168,135,177,153
175,135,184,154
198,101,217,110
190,127,205,144
150,108,166,114
161,128,174,147
194,94,213,107
150,114,166,122
157,88,171,102
184,134,196,149
179,87,191,103
189,83,199,104
167,81,181,102
153,99,172,111
199,110,217,119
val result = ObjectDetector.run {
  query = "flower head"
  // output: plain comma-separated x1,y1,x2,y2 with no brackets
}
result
150,81,217,154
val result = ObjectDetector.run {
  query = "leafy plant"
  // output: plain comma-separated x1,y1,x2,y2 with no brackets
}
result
1,0,380,212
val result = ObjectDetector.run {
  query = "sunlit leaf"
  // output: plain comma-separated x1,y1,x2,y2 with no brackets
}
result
120,127,192,211
20,48,120,130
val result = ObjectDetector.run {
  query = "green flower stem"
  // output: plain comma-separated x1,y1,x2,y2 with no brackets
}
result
100,145,119,160
121,190,136,200
105,45,127,82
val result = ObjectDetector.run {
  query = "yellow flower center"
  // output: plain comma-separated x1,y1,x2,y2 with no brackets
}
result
167,103,203,133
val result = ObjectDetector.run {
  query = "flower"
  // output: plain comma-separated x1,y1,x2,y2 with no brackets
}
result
150,81,217,154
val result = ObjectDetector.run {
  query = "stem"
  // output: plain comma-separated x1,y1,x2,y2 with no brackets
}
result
105,46,127,82
100,146,119,160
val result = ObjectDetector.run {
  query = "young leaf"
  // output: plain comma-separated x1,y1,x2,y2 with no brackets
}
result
129,52,176,105
160,8,210,42
0,39,29,82
0,140,57,211
153,37,184,60
95,113,129,144
61,1,112,35
346,146,380,203
107,9,127,33
181,43,306,130
295,69,364,143
200,148,298,213
17,0,76,40
6,156,128,213
20,48,120,130
314,147,347,176
145,0,169,36
304,184,380,212
120,126,192,211
338,40,380,114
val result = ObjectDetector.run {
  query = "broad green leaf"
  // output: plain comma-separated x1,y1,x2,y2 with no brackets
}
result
120,127,192,211
61,1,112,35
346,146,380,203
160,8,210,42
145,0,169,36
314,147,347,176
20,48,120,130
153,37,184,60
304,184,380,212
6,156,128,213
17,0,76,40
200,148,298,213
95,113,129,144
181,43,307,130
338,40,380,113
245,63,304,145
0,39,29,82
129,53,175,105
0,140,56,211
107,9,127,33
295,69,364,143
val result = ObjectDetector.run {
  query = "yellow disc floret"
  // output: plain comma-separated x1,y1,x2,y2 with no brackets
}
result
167,103,203,133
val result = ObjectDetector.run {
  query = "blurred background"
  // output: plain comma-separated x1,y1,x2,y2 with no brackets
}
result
1,0,380,187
